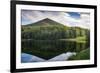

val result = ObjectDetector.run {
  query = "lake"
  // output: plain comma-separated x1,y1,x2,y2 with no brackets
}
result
21,39,89,62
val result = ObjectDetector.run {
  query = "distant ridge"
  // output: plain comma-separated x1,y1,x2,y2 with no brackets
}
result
23,18,66,26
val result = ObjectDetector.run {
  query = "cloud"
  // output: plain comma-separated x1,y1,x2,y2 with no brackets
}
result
21,10,90,29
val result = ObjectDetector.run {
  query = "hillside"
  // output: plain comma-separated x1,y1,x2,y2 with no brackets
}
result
22,18,66,27
21,18,89,40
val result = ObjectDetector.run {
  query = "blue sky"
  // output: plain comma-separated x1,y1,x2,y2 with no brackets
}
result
21,10,90,28
67,12,80,19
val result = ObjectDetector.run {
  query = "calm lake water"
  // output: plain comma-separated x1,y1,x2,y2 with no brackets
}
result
21,40,89,62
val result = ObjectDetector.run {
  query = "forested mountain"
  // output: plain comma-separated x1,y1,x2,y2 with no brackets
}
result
21,18,90,40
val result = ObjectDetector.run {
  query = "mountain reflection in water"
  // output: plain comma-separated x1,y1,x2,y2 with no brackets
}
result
21,52,76,63
22,40,89,60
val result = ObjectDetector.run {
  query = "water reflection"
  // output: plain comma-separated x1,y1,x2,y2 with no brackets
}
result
21,39,89,60
21,53,45,63
21,52,76,63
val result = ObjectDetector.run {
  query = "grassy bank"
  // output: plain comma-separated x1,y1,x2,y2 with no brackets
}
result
68,48,90,60
59,36,87,43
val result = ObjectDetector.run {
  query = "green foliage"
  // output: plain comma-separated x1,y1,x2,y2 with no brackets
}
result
22,25,68,40
22,24,90,40
68,48,90,60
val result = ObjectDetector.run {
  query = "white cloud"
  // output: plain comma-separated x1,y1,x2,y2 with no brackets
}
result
21,10,90,29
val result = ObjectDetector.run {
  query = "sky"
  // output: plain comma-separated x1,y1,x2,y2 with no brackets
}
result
21,10,90,29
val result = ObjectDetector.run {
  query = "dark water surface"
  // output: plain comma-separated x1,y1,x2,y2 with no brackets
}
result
21,39,89,60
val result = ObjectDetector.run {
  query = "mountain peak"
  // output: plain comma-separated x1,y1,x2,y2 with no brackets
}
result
26,18,65,26
43,18,51,20
39,18,56,22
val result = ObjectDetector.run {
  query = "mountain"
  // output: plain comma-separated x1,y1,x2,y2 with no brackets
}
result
22,18,66,27
21,18,89,33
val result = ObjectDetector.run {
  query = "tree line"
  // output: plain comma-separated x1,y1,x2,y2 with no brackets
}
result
21,25,90,40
